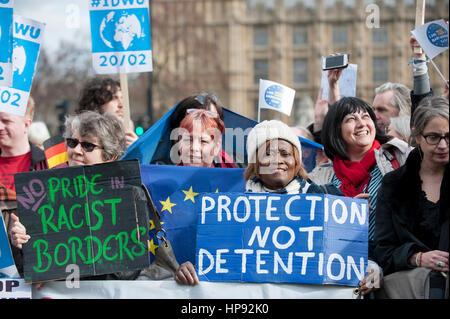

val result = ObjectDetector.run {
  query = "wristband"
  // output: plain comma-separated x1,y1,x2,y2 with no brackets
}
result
415,253,420,267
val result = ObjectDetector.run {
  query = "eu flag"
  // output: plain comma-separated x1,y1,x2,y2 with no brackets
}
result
123,105,322,172
141,164,245,265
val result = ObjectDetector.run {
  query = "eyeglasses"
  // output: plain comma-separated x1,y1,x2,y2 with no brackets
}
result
421,133,449,145
186,108,218,118
66,138,103,152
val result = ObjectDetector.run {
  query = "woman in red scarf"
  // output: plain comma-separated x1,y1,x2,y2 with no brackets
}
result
309,97,411,296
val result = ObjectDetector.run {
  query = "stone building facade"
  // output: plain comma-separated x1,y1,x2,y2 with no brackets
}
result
148,0,449,127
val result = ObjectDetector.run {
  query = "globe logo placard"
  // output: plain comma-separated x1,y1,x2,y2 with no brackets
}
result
89,2,153,74
426,23,448,48
100,10,145,51
264,85,284,109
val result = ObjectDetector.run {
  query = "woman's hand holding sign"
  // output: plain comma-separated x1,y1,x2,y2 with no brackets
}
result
8,213,30,249
175,261,199,286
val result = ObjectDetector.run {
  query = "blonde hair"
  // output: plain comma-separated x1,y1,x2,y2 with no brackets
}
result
24,96,35,120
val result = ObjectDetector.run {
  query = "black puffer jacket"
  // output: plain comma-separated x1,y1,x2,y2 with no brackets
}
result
374,148,449,276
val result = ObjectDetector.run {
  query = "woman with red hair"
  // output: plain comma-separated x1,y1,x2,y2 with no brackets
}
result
173,108,235,168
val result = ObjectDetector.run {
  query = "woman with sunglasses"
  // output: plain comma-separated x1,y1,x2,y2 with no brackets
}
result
374,97,449,299
64,111,126,166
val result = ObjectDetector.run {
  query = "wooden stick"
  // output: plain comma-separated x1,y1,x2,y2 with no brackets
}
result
414,0,426,54
119,73,131,131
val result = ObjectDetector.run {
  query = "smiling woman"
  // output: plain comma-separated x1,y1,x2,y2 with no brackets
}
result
244,120,341,195
308,96,412,296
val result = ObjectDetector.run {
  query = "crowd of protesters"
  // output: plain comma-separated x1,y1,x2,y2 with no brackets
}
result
0,33,448,299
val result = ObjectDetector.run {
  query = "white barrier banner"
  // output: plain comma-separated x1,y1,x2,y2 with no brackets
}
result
0,278,32,299
32,279,357,299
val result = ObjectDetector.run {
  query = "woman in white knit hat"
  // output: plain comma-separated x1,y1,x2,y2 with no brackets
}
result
174,120,342,286
244,120,341,195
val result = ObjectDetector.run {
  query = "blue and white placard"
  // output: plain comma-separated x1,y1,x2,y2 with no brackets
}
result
411,19,449,60
0,0,14,87
196,193,368,286
0,15,45,117
258,79,296,117
89,0,153,74
1,212,20,278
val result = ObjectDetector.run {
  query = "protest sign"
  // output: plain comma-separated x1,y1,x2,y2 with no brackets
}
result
258,79,296,120
196,193,368,286
0,278,31,299
14,159,150,283
0,15,45,117
0,212,20,278
321,63,357,101
89,0,153,74
411,19,448,60
0,0,14,87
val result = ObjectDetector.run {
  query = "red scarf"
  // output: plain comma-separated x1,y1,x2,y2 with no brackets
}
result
333,140,381,197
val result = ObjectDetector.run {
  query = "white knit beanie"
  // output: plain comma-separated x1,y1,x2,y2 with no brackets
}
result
246,120,302,164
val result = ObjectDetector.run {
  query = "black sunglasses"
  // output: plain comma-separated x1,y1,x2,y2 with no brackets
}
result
66,138,103,152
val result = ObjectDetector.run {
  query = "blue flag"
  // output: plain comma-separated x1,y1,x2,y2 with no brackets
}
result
141,164,245,264
1,214,19,278
123,105,322,172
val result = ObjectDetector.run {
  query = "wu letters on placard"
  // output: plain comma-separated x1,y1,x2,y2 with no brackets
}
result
196,193,368,286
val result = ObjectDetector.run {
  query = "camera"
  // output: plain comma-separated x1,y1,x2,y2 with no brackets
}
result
322,54,349,70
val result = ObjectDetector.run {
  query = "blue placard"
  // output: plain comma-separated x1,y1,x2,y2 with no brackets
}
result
0,15,44,117
0,1,14,87
0,214,15,273
89,0,153,74
195,193,368,286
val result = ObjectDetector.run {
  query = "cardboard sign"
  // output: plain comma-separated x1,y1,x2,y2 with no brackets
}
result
258,79,296,117
14,159,150,283
411,19,448,60
0,0,14,87
0,278,31,299
0,15,45,116
89,0,153,74
196,193,368,286
321,63,358,101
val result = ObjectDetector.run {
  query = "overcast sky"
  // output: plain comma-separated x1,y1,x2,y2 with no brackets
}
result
14,0,91,54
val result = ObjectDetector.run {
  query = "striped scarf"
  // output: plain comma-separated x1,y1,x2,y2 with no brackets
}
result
0,182,16,202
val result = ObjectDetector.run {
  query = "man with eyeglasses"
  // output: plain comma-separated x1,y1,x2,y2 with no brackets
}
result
0,97,48,277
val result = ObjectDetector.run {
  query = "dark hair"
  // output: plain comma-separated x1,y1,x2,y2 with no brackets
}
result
77,77,120,114
170,93,224,132
321,97,390,160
